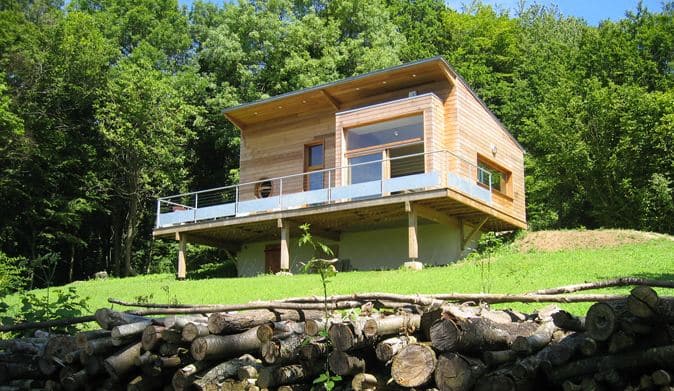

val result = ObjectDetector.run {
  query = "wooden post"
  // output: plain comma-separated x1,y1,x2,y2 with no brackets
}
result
279,219,290,272
407,203,418,260
177,233,187,280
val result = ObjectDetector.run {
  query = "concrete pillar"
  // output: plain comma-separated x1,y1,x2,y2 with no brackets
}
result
177,233,187,280
279,220,290,271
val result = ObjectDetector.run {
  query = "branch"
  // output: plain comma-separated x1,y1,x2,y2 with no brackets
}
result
527,277,674,295
0,315,96,333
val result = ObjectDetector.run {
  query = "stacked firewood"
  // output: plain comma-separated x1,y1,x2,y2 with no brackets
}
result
1,284,673,390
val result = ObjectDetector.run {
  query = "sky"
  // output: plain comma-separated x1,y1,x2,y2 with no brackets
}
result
446,0,664,25
179,1,666,26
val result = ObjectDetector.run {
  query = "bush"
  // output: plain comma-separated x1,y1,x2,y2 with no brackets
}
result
0,252,29,297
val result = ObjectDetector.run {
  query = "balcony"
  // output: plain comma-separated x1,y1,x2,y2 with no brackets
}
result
155,150,497,229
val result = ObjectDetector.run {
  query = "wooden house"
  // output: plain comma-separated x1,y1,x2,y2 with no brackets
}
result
153,57,527,277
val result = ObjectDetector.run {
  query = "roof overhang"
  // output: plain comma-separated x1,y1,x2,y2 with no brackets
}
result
223,56,525,153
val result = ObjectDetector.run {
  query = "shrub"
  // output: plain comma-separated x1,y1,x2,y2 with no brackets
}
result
0,252,29,297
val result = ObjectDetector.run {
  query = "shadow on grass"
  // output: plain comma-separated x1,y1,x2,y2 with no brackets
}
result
630,272,674,282
187,261,237,280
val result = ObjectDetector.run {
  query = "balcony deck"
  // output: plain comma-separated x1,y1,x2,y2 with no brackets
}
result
153,151,526,249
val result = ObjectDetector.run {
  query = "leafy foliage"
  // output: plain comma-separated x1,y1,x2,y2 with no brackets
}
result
0,252,29,296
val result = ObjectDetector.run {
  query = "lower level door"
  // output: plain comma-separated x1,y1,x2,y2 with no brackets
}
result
264,244,281,274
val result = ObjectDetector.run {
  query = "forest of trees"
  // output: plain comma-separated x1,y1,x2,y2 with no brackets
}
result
0,0,672,286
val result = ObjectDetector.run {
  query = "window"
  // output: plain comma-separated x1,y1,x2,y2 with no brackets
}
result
346,115,423,150
349,152,383,184
304,143,324,190
389,144,424,178
255,180,273,198
477,158,509,194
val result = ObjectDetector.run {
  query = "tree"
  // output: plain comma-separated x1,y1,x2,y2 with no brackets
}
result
95,46,196,276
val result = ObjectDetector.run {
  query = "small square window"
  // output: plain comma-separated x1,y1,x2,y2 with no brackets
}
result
477,159,508,194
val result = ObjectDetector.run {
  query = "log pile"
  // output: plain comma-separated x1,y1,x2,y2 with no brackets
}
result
1,283,673,390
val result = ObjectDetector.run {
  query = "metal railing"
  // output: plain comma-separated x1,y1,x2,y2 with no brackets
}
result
156,150,492,228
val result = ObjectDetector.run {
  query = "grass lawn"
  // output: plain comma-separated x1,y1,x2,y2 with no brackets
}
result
6,236,674,318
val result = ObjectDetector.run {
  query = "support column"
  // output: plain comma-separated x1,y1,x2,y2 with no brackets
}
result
407,204,418,260
177,233,187,280
279,219,290,272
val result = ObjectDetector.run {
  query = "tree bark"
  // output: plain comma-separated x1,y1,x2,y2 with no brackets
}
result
102,342,141,381
529,277,674,295
628,286,674,322
260,333,304,365
208,309,322,335
191,327,261,361
327,350,365,376
362,314,421,338
172,361,211,391
434,352,487,391
75,330,111,349
111,320,153,339
552,311,586,332
256,321,304,343
192,354,259,390
328,318,374,352
257,364,317,389
430,317,539,352
511,321,557,355
391,343,437,388
182,322,210,342
141,325,164,351
94,308,149,330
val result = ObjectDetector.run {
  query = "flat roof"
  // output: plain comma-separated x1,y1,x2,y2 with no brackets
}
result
222,56,525,152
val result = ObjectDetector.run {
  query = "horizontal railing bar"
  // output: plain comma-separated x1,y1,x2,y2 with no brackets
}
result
158,149,486,205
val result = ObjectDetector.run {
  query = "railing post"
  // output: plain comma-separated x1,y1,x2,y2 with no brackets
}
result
279,178,283,209
327,170,332,203
194,193,198,222
235,186,239,215
489,172,492,193
156,199,161,228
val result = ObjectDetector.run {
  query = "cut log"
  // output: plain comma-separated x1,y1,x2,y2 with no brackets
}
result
38,357,57,376
102,342,142,380
191,327,261,361
256,321,304,343
351,373,379,391
94,308,149,330
257,364,317,388
327,350,365,376
160,328,183,344
111,320,153,339
548,344,674,384
552,311,586,332
429,317,539,352
164,315,209,330
391,343,436,388
473,366,533,391
84,354,104,376
182,322,210,342
511,321,557,355
608,330,635,353
208,309,322,335
237,364,262,381
260,333,304,365
578,336,598,356
298,340,329,366
171,361,211,391
61,368,87,391
44,335,77,361
375,335,416,362
141,325,164,351
328,318,374,351
434,352,486,391
305,318,339,337
482,350,518,367
652,369,672,386
362,314,421,338
158,342,187,357
84,337,116,356
192,354,259,390
628,286,674,322
585,300,627,341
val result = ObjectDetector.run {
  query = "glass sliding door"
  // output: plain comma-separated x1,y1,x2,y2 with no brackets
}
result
349,153,383,184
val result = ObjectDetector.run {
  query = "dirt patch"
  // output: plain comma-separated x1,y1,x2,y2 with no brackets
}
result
516,229,671,253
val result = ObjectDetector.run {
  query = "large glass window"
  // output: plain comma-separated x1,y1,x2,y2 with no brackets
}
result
347,115,423,150
349,153,382,184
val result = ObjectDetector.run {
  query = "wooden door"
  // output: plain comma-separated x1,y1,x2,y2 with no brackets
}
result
264,244,281,274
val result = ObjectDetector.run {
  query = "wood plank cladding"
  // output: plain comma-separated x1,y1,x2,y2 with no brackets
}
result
454,80,526,225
